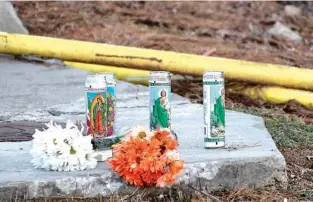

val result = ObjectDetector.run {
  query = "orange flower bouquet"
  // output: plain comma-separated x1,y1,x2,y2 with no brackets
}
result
107,125,184,187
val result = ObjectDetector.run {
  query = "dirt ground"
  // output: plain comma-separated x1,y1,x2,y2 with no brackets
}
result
10,1,313,201
12,1,313,67
12,1,313,119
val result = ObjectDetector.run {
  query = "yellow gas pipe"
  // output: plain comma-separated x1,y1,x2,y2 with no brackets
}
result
65,61,313,109
2,32,313,91
226,82,313,108
65,61,150,86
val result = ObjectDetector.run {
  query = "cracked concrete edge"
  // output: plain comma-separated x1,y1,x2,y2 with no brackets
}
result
0,155,287,199
0,2,28,34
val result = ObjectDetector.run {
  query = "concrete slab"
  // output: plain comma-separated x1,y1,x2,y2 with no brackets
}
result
0,57,287,199
0,56,188,123
0,2,28,34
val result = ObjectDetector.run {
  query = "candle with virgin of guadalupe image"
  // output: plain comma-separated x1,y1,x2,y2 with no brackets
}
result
85,74,107,139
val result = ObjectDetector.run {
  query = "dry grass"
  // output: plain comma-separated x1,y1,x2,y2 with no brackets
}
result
7,187,306,202
3,188,287,202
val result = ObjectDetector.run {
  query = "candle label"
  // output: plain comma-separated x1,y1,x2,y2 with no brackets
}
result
86,87,107,139
149,82,171,130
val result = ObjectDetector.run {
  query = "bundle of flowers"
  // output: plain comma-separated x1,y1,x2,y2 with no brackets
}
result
30,120,97,171
107,125,184,187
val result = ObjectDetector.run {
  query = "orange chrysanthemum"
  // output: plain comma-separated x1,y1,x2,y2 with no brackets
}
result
107,125,184,187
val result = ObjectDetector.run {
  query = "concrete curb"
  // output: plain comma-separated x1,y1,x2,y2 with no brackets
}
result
0,2,28,34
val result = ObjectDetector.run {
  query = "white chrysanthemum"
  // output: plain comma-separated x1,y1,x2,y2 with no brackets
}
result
130,125,146,137
144,130,154,140
30,120,97,171
165,150,180,161
123,125,151,141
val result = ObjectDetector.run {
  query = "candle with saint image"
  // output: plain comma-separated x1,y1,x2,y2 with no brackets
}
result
149,71,171,130
85,74,108,139
203,71,225,149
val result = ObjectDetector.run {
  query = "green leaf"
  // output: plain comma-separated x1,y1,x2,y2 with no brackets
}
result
70,146,76,155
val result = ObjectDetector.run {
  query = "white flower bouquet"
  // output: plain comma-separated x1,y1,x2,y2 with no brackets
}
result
30,120,97,171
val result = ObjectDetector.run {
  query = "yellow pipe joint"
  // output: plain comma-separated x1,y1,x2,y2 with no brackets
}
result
227,82,313,108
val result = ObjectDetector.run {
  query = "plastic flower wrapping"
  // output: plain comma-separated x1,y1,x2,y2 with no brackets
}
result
107,125,184,187
30,120,97,171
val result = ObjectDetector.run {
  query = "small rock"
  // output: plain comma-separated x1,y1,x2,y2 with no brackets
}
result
284,5,301,16
44,59,64,66
310,40,313,51
267,22,302,42
217,29,231,38
48,110,61,116
158,194,164,199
